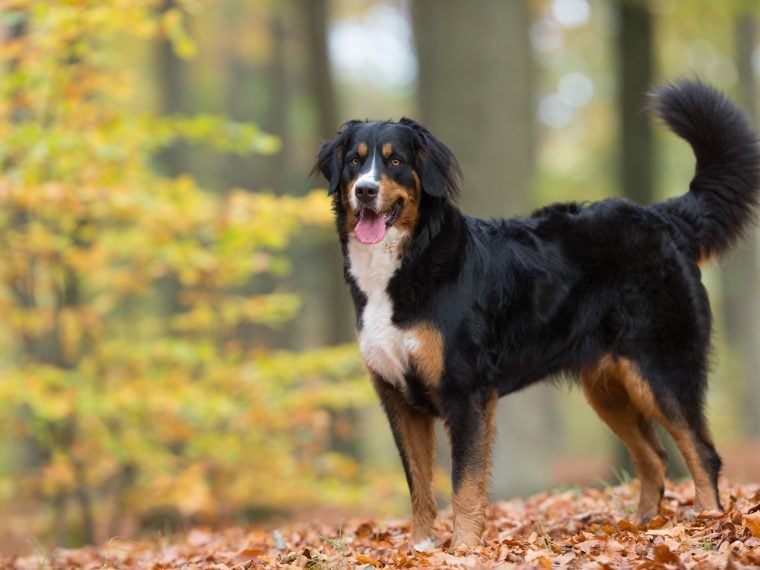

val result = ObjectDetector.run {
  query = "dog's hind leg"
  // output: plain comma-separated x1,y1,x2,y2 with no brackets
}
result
445,390,497,548
580,357,667,523
589,355,723,514
618,358,722,512
372,376,438,549
656,414,722,512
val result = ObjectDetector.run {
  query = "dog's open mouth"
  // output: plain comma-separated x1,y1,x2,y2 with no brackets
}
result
354,199,402,244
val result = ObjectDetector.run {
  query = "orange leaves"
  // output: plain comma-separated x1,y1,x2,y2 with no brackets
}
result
745,512,760,538
7,481,760,568
652,542,680,563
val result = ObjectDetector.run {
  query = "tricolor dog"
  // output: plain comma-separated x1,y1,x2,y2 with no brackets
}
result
313,80,760,548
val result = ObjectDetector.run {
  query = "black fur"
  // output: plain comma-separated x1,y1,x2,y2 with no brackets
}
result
653,79,760,259
314,80,760,545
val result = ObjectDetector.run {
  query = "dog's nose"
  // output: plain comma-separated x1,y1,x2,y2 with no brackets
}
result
355,182,379,204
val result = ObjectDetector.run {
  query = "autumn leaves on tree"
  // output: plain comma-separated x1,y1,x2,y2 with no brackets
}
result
0,0,372,544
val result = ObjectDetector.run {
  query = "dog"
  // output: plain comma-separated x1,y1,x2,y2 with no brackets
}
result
313,80,760,549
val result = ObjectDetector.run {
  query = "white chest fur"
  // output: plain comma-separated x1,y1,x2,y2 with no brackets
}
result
348,228,418,388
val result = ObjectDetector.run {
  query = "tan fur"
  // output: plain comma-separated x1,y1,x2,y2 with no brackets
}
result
582,354,720,515
450,393,496,548
379,174,420,234
619,357,719,511
580,356,666,521
697,250,718,268
410,323,444,388
340,179,359,237
665,428,716,510
340,170,420,239
451,474,483,548
412,171,421,192
396,409,437,544
371,377,437,545
357,142,368,157
382,142,394,158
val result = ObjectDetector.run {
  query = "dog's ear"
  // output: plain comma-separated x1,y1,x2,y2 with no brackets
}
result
312,137,343,196
311,121,362,196
401,117,461,199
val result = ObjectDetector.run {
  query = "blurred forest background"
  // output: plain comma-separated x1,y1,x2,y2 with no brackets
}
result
1,0,759,555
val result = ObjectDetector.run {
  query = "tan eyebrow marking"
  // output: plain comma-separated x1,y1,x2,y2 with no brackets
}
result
357,142,368,157
382,142,394,158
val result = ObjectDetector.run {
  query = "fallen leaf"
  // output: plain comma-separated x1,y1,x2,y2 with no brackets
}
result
355,521,374,538
617,519,639,533
646,515,669,530
653,543,680,563
355,553,383,567
745,512,760,538
6,481,760,569
553,551,577,565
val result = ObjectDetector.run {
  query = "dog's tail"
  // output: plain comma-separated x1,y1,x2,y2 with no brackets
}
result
652,79,760,262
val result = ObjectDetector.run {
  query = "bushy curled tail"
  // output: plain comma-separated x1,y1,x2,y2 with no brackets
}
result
652,79,760,262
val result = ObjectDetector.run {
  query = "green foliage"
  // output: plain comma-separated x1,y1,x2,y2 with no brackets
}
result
0,0,372,542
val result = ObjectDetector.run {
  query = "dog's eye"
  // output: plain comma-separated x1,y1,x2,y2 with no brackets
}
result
390,158,401,167
350,157,360,166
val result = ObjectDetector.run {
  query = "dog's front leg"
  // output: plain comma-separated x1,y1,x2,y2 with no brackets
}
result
372,376,438,550
446,391,497,548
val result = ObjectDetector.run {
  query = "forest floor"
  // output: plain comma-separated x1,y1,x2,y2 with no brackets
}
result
2,480,759,569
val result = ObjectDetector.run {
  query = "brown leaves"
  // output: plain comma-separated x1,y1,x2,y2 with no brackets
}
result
4,480,760,569
745,513,760,538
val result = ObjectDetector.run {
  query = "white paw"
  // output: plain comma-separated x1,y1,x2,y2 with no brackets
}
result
413,538,437,552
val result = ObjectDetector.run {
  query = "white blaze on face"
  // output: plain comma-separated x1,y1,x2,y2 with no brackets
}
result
350,153,378,211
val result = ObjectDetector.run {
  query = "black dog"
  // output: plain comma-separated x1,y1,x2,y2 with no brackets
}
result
313,80,760,549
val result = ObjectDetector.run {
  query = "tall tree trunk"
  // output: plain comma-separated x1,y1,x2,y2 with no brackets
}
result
414,0,533,216
414,0,557,499
222,0,290,194
155,0,188,177
304,0,337,139
300,0,354,346
618,0,654,206
298,0,358,460
723,13,760,438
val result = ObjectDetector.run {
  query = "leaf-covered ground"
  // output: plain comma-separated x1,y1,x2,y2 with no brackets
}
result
4,481,760,569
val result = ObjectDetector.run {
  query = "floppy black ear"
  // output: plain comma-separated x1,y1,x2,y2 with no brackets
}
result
312,137,343,195
401,117,461,199
312,120,364,195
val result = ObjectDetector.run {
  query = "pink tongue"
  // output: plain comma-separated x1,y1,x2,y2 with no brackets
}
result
355,209,387,244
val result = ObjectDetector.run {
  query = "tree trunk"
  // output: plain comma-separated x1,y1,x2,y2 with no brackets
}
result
299,0,354,346
154,0,188,177
298,0,359,460
618,0,654,206
414,0,558,499
414,0,533,216
722,13,760,438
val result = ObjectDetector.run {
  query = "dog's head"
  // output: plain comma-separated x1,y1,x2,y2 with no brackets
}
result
313,118,461,244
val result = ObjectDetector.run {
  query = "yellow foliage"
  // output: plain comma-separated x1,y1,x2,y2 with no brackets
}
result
0,0,377,543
